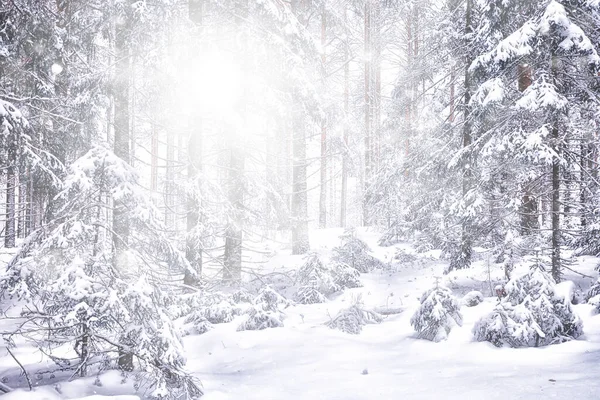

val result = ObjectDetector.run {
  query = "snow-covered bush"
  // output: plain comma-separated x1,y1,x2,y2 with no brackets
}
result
473,264,582,347
295,285,327,304
393,249,418,265
378,223,407,247
237,286,289,331
410,284,463,342
253,285,292,311
182,290,253,332
326,297,383,334
585,278,600,309
294,253,361,304
462,291,484,307
332,230,385,273
443,239,472,273
332,261,362,289
237,307,285,331
472,304,514,347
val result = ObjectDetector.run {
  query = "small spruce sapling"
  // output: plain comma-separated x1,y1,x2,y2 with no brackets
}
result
474,261,582,347
237,286,290,331
326,295,383,334
410,278,463,342
332,229,385,272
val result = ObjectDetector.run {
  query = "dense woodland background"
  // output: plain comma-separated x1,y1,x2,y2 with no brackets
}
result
1,0,600,398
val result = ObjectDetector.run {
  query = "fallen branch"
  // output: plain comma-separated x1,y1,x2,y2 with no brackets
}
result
7,347,32,390
373,306,405,316
0,381,13,393
562,264,595,280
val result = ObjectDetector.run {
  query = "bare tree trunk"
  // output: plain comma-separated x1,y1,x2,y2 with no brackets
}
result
340,6,349,228
223,0,247,280
113,4,133,372
150,125,158,191
550,54,561,282
185,0,204,285
290,0,309,254
291,110,309,254
318,7,327,228
4,150,16,248
362,0,372,226
456,0,473,271
165,131,175,229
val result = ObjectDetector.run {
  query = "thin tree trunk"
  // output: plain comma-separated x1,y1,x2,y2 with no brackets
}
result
4,155,16,248
150,125,158,191
319,6,327,228
550,53,561,282
223,0,247,280
291,0,309,254
113,4,133,372
184,0,204,285
457,0,473,270
340,7,349,228
363,0,372,226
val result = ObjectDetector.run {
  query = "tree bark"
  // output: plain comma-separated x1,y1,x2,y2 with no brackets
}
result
363,0,372,226
223,0,247,280
457,0,474,270
340,6,349,228
290,0,309,254
318,6,327,228
550,54,561,282
113,4,133,372
185,0,204,285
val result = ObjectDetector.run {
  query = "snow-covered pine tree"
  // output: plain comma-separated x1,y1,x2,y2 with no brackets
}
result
294,252,362,304
332,229,384,272
474,262,582,347
410,280,463,342
3,146,202,398
469,0,600,281
237,286,290,331
327,295,383,334
295,253,340,304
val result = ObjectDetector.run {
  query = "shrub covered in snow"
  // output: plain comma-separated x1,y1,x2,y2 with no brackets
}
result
183,292,245,325
326,297,383,334
585,278,600,310
253,285,292,311
393,249,419,265
237,307,285,331
237,286,289,331
332,230,385,273
410,284,463,342
332,261,362,289
294,253,362,304
462,291,484,307
295,285,327,304
473,264,583,347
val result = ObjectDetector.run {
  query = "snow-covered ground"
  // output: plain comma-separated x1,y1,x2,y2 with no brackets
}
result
3,228,600,399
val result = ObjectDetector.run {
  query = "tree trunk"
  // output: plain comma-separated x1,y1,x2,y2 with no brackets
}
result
340,6,349,228
185,0,204,285
223,0,247,280
457,0,474,270
290,0,309,254
362,0,372,226
550,52,561,282
4,153,16,248
113,4,133,372
319,7,327,228
291,109,309,254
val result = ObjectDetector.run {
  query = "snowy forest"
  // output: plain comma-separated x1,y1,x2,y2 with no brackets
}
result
1,0,600,399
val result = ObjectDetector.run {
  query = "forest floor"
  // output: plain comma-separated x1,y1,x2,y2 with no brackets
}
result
3,228,600,399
